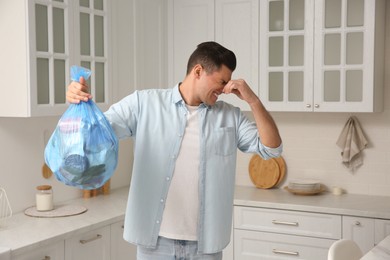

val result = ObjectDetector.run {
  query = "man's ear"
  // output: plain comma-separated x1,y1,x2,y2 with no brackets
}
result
193,64,203,78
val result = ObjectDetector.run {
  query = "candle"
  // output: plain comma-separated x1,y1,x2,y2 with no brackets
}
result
36,185,54,211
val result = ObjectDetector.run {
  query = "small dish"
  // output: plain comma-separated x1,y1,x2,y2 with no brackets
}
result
284,186,326,196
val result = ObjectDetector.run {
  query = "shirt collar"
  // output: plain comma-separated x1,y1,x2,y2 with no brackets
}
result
172,83,211,110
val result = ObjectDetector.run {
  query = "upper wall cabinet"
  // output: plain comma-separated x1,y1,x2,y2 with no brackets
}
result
168,0,259,110
0,0,111,117
259,0,386,112
168,0,215,86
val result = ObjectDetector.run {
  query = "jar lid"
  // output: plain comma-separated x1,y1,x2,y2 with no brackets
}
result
37,185,52,190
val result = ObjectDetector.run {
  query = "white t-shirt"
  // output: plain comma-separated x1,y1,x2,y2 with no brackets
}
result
159,105,200,241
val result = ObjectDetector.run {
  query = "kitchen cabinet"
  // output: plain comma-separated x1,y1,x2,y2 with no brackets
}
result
233,186,390,260
374,219,390,245
215,0,259,111
64,225,110,260
168,0,257,110
234,206,340,259
259,0,386,112
342,216,375,254
110,221,137,260
10,221,137,260
12,240,64,260
167,0,214,86
169,0,386,112
0,0,111,117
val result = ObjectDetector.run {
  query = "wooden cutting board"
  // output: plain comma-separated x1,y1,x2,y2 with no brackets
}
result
274,156,286,186
249,155,280,189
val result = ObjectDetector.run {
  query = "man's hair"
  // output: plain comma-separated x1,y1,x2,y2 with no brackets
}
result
186,41,236,75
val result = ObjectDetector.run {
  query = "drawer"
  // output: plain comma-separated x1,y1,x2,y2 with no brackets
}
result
234,206,341,239
234,229,334,260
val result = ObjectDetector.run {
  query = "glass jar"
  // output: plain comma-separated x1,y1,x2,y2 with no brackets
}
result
36,185,54,211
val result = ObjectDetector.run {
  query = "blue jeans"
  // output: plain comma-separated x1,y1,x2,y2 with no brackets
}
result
137,236,223,260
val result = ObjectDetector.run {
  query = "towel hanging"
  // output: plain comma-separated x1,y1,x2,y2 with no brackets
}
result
336,116,368,171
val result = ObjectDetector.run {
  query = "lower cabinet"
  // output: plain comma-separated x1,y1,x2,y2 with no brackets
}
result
12,220,137,260
65,226,111,260
233,206,390,260
375,219,390,245
235,229,334,259
234,206,341,260
13,240,64,260
110,221,137,260
342,216,375,254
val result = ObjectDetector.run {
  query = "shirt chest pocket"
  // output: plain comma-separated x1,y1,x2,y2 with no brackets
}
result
214,127,236,156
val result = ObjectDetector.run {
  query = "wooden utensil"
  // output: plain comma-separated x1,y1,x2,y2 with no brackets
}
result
249,154,280,189
42,163,53,179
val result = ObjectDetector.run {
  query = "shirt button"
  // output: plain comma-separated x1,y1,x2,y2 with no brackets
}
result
166,177,170,181
156,220,160,224
160,199,164,203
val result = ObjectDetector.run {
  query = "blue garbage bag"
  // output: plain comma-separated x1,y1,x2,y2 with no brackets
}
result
44,66,118,189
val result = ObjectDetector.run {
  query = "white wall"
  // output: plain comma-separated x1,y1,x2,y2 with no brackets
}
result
236,3,390,196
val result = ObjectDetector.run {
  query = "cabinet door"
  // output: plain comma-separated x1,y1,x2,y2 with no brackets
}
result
234,229,334,260
259,0,314,112
168,0,214,86
111,221,137,260
28,0,71,116
313,0,385,112
13,240,64,260
216,0,259,111
374,219,390,245
74,0,111,111
342,216,374,254
65,226,110,260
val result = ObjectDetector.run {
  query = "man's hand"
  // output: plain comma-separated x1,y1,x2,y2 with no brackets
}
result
66,77,92,103
222,79,259,105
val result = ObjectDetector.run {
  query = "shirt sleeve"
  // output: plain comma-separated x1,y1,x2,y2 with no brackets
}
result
104,92,139,140
236,109,283,159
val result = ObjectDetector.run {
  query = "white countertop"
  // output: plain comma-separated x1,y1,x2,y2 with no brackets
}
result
0,186,129,257
234,186,390,219
2,185,390,257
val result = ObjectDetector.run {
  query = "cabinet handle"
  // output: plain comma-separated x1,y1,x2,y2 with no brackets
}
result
272,249,299,256
121,225,124,229
80,234,102,244
314,104,320,108
355,221,361,226
272,220,299,226
42,257,51,260
306,104,311,108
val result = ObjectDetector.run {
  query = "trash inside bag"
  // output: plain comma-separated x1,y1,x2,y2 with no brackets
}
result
44,66,118,190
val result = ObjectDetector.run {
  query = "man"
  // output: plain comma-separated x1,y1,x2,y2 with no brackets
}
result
67,41,282,259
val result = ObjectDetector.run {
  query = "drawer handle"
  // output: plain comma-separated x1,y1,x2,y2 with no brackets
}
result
273,249,299,256
80,234,102,244
42,257,51,260
272,220,299,226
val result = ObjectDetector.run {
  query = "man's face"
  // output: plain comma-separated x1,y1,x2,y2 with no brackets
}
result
197,65,232,106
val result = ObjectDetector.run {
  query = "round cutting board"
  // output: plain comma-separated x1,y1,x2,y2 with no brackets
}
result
249,155,280,189
274,156,286,186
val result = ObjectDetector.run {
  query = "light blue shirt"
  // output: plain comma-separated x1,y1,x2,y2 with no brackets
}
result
104,84,282,254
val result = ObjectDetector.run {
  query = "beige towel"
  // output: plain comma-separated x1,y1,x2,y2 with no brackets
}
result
336,116,368,171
